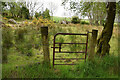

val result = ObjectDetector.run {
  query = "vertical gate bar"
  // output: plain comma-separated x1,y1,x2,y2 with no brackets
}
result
59,43,61,52
53,35,56,68
85,32,89,62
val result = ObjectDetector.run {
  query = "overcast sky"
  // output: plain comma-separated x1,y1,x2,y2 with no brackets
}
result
35,0,73,17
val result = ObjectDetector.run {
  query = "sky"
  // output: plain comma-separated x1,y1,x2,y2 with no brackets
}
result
35,0,73,17
38,0,86,18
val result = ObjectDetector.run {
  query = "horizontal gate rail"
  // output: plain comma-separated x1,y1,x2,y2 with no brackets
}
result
54,64,77,65
51,47,60,48
55,58,85,60
55,42,86,44
55,51,85,53
54,33,87,36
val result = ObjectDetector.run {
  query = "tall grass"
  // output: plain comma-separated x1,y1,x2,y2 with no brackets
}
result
2,54,118,78
2,23,118,78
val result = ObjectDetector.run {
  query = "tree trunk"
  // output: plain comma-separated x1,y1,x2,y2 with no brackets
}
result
96,2,116,56
88,12,93,25
95,20,99,26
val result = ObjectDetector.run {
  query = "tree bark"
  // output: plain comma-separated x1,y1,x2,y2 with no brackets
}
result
96,2,116,56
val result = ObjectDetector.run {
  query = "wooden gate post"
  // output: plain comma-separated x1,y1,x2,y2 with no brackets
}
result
88,29,98,60
41,26,50,67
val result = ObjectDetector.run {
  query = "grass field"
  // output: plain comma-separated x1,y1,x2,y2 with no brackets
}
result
52,16,71,22
1,20,119,78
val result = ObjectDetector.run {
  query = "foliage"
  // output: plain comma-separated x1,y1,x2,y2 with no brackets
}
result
116,1,120,14
2,21,118,78
35,11,42,18
42,8,51,19
2,2,30,20
71,16,80,24
80,20,89,25
21,6,30,19
62,1,107,25
35,12,39,18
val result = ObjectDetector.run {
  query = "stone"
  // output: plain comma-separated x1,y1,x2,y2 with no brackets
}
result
0,21,5,28
8,19,17,24
60,21,66,24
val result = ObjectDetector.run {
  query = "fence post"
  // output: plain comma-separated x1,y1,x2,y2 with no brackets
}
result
41,26,50,67
88,29,98,61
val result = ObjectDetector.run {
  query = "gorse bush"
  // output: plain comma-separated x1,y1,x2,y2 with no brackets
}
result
28,16,55,29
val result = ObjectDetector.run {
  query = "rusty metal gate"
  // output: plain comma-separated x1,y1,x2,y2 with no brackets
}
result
52,32,89,67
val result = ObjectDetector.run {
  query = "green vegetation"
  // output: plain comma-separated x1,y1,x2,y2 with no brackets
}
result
2,21,118,78
42,8,51,19
1,1,119,79
80,20,90,25
2,2,30,20
71,16,80,24
52,16,71,22
2,54,118,78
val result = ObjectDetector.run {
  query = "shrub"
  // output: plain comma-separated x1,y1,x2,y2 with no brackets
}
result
71,16,80,24
35,12,40,18
42,8,50,19
21,6,30,19
80,21,89,25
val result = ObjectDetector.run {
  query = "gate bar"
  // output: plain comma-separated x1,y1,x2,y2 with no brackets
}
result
55,51,85,53
55,58,85,60
54,33,87,36
54,64,77,65
85,32,89,62
55,42,86,44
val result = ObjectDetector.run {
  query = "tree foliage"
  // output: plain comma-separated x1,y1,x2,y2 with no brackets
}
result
71,16,80,24
21,6,30,19
2,2,30,19
62,1,118,26
35,11,42,18
42,8,50,19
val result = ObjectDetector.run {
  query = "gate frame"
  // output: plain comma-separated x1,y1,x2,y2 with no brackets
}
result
52,32,89,67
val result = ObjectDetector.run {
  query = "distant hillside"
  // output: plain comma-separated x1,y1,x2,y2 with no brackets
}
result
52,16,71,22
